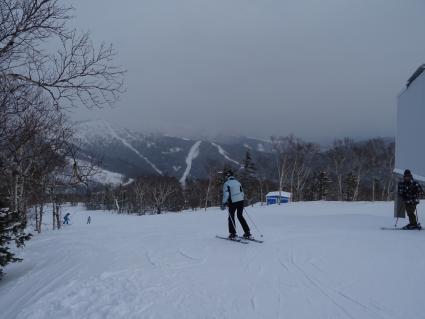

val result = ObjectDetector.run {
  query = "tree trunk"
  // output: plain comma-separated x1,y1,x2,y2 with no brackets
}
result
55,204,61,229
353,169,362,201
35,206,39,233
52,202,56,230
259,180,264,206
204,178,211,211
39,204,44,233
13,173,19,212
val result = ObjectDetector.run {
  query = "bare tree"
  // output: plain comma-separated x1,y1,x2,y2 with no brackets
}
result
271,135,319,201
271,135,293,201
0,0,125,278
133,179,148,215
1,0,125,109
327,138,353,200
203,161,221,210
291,142,320,201
382,142,395,201
151,180,177,214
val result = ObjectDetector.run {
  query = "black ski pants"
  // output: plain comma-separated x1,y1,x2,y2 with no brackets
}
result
228,201,250,235
405,203,418,225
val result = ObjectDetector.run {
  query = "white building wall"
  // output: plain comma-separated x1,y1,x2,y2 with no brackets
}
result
395,71,425,181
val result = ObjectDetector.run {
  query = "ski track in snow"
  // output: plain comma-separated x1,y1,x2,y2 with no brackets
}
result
179,141,201,185
210,142,240,165
104,122,163,176
2,202,424,319
178,249,202,261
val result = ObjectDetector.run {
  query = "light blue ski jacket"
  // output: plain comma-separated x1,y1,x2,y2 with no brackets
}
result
222,177,245,204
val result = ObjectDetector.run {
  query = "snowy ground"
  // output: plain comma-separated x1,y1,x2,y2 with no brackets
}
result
1,202,425,319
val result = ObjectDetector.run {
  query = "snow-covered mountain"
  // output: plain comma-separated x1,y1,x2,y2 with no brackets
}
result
73,120,274,183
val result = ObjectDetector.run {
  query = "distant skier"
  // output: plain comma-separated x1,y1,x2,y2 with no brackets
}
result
221,170,252,239
63,213,71,225
398,169,423,230
87,216,91,224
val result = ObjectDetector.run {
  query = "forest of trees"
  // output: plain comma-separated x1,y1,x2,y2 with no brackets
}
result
83,136,396,214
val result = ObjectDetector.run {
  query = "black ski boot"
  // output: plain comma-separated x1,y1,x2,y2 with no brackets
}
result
402,223,421,230
243,233,253,239
228,233,237,239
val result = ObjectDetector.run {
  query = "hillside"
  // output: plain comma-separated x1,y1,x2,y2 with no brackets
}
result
73,120,274,183
1,202,425,319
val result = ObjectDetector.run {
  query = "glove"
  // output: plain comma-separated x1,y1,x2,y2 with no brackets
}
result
220,203,226,211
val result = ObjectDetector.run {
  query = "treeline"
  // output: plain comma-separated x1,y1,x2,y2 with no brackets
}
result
0,0,124,279
82,136,395,214
270,135,395,202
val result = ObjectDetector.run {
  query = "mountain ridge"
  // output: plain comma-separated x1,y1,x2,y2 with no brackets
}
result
73,120,274,183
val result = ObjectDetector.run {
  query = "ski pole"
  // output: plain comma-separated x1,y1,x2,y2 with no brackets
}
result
244,208,263,238
415,208,421,229
228,210,238,234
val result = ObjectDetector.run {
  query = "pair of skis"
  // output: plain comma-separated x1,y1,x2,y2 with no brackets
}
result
381,227,422,231
216,235,264,244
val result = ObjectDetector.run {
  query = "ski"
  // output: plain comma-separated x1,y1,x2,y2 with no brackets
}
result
238,236,264,243
216,235,249,244
381,227,422,231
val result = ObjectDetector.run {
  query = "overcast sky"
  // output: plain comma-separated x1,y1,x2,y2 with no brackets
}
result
70,0,425,142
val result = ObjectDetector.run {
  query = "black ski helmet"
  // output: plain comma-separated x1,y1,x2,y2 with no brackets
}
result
404,169,413,177
224,170,234,179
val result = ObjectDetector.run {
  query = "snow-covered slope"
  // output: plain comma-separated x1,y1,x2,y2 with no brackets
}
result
2,202,425,319
91,167,131,185
211,142,240,165
75,120,163,176
180,141,201,185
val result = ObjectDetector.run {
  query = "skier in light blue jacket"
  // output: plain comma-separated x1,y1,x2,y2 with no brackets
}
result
221,170,251,239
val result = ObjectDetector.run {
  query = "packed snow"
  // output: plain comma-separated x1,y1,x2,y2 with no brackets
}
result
1,202,425,319
180,141,201,185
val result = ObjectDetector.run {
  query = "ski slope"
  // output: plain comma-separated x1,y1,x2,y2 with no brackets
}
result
211,142,240,165
1,202,425,319
103,122,164,176
180,141,201,185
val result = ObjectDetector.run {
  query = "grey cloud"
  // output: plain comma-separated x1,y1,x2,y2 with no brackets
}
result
70,0,425,142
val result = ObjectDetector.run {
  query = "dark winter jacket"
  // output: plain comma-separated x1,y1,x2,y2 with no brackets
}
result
398,180,423,205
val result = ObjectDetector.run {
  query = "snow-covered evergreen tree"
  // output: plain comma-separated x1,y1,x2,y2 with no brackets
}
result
0,198,31,279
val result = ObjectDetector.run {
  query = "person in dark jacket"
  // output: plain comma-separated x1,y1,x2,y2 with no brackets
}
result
221,170,251,239
63,213,71,225
398,169,423,230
